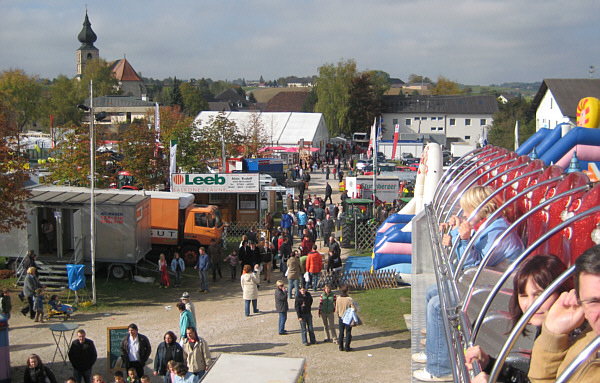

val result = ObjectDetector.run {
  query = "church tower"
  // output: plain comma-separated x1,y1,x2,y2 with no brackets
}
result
76,11,99,77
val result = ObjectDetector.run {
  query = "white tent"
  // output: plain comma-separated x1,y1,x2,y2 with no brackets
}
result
194,111,328,150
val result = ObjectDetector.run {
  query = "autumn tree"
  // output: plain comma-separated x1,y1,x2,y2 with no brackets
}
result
488,97,535,150
189,112,244,172
240,111,269,157
119,120,167,189
75,59,120,100
314,59,358,137
432,76,463,95
46,124,112,188
40,75,83,128
0,69,43,133
0,99,31,232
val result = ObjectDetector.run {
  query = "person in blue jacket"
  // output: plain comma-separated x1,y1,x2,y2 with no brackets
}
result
194,247,211,293
171,252,185,288
413,185,524,382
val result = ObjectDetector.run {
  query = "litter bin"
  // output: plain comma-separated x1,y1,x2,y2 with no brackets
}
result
0,315,9,383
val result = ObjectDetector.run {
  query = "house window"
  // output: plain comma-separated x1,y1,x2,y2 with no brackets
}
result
405,119,412,126
480,119,486,125
465,119,471,126
438,127,444,131
450,119,456,126
392,118,398,125
430,117,436,121
414,117,420,121
431,127,436,131
438,117,443,120
465,135,471,140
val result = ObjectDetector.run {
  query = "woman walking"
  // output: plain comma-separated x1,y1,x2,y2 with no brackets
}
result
241,264,260,316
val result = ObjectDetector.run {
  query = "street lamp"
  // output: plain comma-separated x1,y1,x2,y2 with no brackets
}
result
77,80,96,305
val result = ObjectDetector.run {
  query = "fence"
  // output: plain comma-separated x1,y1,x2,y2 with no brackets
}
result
354,221,378,251
316,269,399,290
223,221,263,252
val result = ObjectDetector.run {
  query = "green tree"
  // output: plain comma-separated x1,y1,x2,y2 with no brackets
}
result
0,69,43,133
180,82,207,117
0,99,31,232
347,72,382,134
314,59,358,137
432,76,463,95
248,92,257,104
169,77,185,111
40,75,83,128
192,112,244,171
408,74,432,84
76,59,120,100
488,97,535,150
301,87,318,112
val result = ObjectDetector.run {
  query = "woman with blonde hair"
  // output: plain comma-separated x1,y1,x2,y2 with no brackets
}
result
241,264,260,316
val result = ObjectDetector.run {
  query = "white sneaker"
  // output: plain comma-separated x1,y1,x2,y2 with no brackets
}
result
411,352,427,364
413,368,452,382
420,328,427,336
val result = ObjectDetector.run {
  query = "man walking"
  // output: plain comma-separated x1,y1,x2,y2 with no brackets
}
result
68,329,97,383
177,302,196,341
182,327,212,379
295,286,316,346
324,182,333,204
305,245,323,291
207,238,222,282
194,247,210,293
120,323,152,379
322,214,335,246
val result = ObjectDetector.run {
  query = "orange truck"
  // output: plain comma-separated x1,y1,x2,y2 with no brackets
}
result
146,191,224,265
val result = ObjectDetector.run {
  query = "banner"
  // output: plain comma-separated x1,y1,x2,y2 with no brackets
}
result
171,173,260,193
391,124,399,160
169,140,177,176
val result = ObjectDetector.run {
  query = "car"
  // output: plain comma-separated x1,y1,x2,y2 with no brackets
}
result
355,160,368,170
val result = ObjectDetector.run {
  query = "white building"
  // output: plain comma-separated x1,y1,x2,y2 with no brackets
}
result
530,79,600,131
381,95,498,148
194,111,329,151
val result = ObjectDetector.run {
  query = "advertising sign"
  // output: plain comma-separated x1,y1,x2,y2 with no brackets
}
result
345,176,399,203
171,173,259,193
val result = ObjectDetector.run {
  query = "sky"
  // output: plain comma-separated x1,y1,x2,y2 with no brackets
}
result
1,0,599,86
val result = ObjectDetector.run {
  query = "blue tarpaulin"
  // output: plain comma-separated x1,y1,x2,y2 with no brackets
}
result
66,264,86,291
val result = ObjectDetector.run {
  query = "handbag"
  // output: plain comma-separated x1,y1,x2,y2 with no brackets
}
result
304,271,310,282
351,314,363,326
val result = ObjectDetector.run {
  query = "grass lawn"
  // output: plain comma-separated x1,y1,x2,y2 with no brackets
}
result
353,288,411,331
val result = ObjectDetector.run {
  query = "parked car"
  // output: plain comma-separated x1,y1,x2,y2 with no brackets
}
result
355,160,368,170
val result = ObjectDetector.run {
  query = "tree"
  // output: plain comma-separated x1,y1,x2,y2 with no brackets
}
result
347,72,383,134
75,59,120,100
314,59,358,137
0,99,31,233
191,112,244,172
169,77,185,111
46,124,113,188
119,120,167,189
301,87,318,112
0,69,43,133
432,76,463,95
40,75,83,128
248,92,257,104
180,82,208,117
240,111,269,157
488,97,535,150
408,74,432,84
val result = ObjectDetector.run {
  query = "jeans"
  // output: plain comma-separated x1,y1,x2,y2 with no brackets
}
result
278,311,287,334
193,370,205,379
338,318,352,351
425,284,452,377
73,368,92,383
280,257,288,275
212,262,222,281
244,299,258,316
229,265,237,279
288,278,300,299
321,312,337,340
309,272,319,291
198,269,209,292
174,270,182,286
299,313,316,344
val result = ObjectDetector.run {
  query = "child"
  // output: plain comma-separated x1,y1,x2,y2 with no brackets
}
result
223,250,239,281
159,253,170,288
171,252,185,288
113,371,125,383
167,360,178,383
49,294,75,315
0,288,12,320
127,367,140,383
92,374,106,383
139,376,150,383
66,378,77,383
33,288,45,323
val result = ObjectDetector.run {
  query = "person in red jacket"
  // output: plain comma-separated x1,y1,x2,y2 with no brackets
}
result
305,245,323,291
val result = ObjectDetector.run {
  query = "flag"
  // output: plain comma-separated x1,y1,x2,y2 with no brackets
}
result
514,121,520,150
169,140,178,176
367,118,376,159
391,124,400,159
479,127,488,147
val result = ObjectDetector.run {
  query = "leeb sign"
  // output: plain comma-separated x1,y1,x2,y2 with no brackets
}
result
171,173,260,193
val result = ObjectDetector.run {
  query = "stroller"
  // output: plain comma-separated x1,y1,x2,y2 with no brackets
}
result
47,294,76,320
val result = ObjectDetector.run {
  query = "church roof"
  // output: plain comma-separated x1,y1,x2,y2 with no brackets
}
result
77,11,98,50
111,59,142,82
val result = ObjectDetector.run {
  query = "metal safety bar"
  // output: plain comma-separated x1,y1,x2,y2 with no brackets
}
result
488,266,575,382
471,183,593,339
426,203,477,382
432,147,495,210
555,335,600,383
460,175,565,309
436,151,508,223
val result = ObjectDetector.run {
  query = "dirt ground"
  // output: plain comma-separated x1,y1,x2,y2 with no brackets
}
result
7,170,412,382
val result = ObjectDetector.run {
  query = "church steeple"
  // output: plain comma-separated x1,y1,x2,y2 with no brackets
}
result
76,10,99,77
78,11,97,49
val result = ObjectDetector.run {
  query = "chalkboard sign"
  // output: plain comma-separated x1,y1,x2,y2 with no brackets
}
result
107,326,129,377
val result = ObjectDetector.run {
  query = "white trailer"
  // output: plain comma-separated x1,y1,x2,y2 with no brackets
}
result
344,176,400,203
